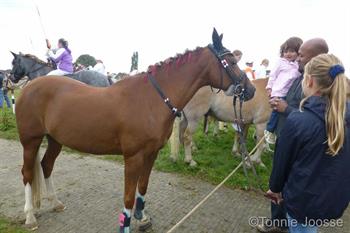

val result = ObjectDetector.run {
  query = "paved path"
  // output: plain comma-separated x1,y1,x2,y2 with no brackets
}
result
0,139,348,233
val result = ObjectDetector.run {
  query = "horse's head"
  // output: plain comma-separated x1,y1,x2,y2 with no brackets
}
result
10,52,51,83
207,28,255,101
10,52,29,83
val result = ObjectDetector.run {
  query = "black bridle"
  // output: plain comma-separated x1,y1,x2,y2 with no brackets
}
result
207,44,247,100
148,45,249,118
147,73,182,117
208,44,263,190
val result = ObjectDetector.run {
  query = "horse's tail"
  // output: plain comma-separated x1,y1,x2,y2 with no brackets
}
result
32,153,45,209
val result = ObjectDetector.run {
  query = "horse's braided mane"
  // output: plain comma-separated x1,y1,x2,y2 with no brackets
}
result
146,47,204,75
24,54,51,66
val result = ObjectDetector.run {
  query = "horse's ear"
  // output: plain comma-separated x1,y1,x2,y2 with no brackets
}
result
212,28,223,50
10,51,17,58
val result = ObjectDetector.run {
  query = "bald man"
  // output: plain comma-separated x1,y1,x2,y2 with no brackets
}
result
257,38,329,233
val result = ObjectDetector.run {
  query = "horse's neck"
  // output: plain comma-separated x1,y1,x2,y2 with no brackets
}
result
153,50,212,112
27,62,53,79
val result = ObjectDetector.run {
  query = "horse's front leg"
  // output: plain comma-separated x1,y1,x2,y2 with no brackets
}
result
120,153,143,233
169,118,180,162
133,153,157,231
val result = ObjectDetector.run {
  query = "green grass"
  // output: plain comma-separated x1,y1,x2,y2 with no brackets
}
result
1,104,273,191
0,108,18,140
0,216,29,233
153,124,273,191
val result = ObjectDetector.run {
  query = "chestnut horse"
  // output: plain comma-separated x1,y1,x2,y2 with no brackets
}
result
15,29,255,232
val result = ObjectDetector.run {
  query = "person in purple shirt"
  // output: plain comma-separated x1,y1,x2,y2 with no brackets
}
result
264,37,303,144
47,38,73,76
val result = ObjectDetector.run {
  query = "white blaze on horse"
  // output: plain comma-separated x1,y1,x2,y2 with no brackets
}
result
15,29,255,232
169,78,271,167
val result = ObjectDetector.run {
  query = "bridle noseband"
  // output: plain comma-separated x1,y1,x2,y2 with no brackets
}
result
208,44,247,101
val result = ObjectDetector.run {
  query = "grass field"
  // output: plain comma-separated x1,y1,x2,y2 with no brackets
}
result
0,216,29,233
0,106,273,230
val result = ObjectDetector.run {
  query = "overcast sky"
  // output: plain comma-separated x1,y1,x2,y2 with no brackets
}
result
0,0,349,74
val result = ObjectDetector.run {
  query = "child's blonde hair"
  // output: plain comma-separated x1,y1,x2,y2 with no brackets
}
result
301,54,348,156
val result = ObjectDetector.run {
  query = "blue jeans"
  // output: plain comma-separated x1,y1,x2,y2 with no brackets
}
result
0,89,11,108
266,96,286,132
287,213,318,233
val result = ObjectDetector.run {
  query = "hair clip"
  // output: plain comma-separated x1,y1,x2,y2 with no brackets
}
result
329,64,345,79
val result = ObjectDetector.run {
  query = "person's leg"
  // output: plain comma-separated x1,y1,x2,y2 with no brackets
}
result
46,69,69,76
264,110,278,144
287,213,318,233
256,203,288,232
0,88,4,108
3,90,11,108
266,110,279,132
271,202,288,228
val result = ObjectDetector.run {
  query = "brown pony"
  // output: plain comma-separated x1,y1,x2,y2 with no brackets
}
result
15,29,255,232
169,79,271,167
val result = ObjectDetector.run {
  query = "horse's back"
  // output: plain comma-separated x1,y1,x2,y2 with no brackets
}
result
16,77,91,111
67,70,110,87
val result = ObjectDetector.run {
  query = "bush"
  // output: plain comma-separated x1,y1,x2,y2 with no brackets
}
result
75,54,97,67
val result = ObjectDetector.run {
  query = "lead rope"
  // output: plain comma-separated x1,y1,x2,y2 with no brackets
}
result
233,96,263,190
166,135,266,233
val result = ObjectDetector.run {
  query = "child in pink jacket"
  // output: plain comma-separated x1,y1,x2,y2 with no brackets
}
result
265,37,303,144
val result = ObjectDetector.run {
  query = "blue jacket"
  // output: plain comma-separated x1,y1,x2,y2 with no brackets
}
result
270,96,350,223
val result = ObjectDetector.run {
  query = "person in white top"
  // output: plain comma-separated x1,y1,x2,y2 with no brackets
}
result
93,60,107,76
255,59,269,79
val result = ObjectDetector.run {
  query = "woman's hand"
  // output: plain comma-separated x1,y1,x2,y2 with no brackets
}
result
265,189,283,205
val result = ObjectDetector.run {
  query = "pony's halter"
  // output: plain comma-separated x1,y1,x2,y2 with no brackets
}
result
208,44,246,100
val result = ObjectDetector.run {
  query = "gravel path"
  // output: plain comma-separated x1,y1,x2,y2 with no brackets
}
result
0,138,348,233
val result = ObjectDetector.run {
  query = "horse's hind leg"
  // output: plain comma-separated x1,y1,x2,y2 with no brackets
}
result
41,135,64,211
134,153,157,231
21,137,43,229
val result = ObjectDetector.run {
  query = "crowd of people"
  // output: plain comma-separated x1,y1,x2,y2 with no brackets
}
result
228,37,349,233
255,38,349,233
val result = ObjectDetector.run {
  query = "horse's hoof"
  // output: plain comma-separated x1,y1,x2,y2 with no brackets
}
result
231,151,241,157
138,216,152,232
53,203,66,212
24,222,38,231
169,156,177,163
185,158,197,167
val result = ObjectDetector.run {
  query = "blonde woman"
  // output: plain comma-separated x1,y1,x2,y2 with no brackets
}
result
266,54,349,233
